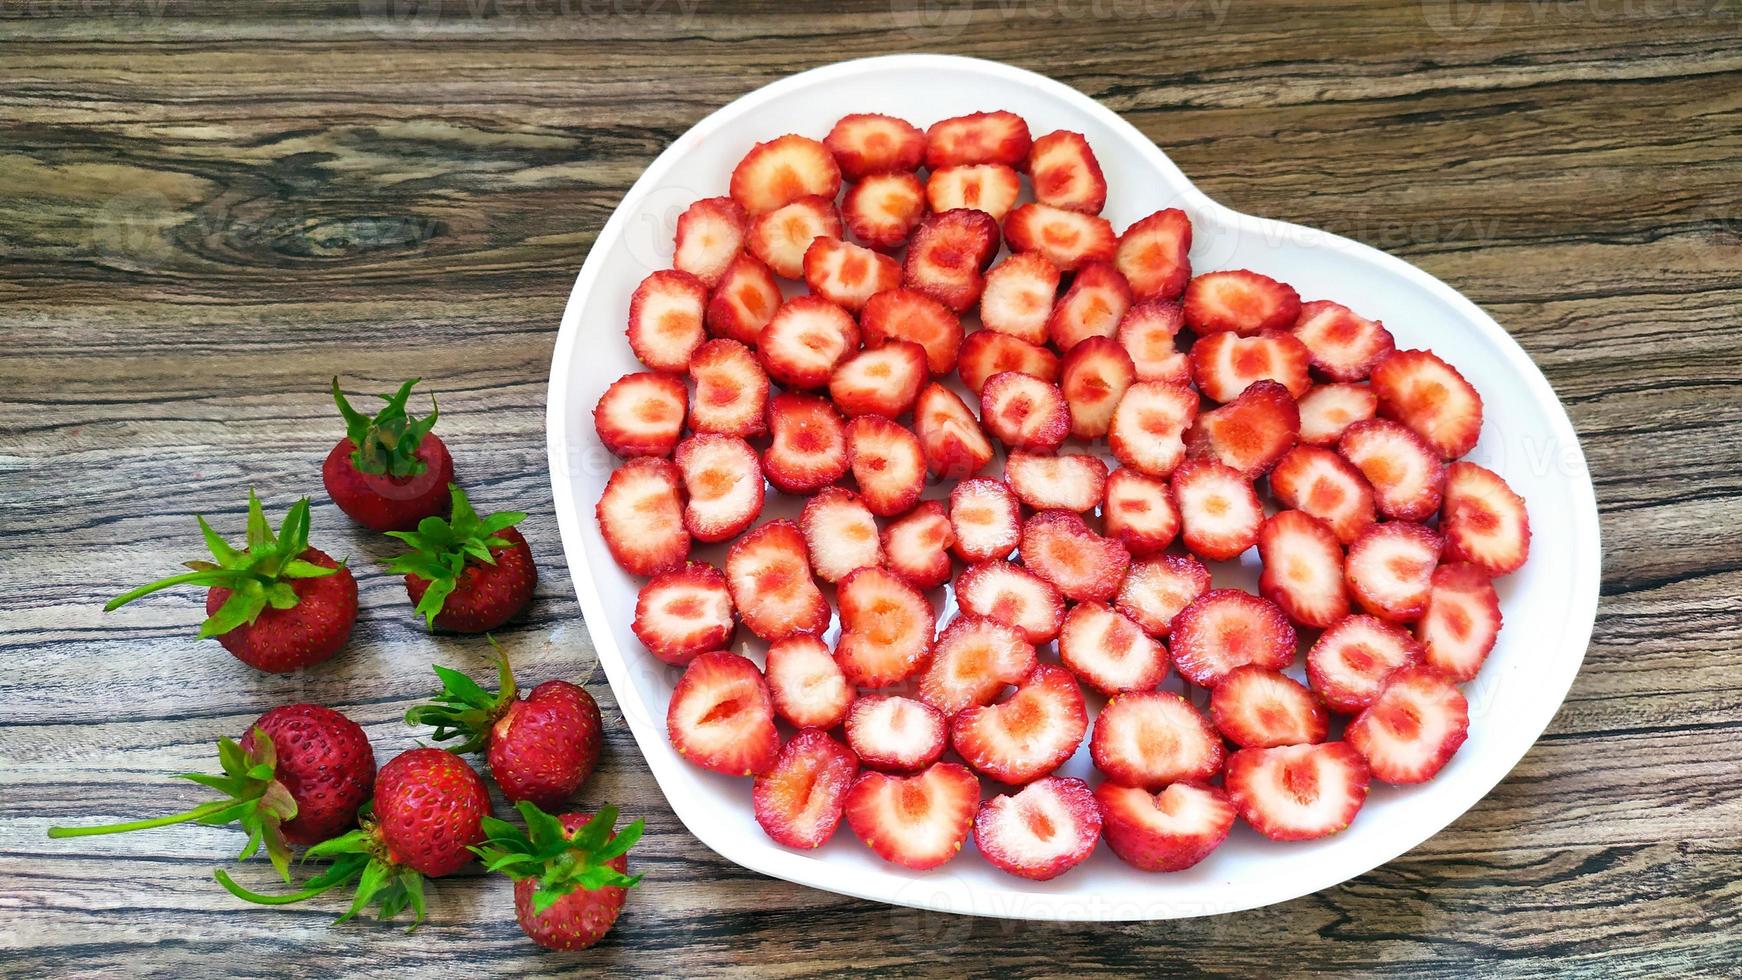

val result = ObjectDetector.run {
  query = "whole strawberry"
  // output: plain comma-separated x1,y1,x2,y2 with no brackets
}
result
48,703,376,880
324,377,454,532
386,485,536,633
405,655,602,812
106,491,358,673
475,802,643,951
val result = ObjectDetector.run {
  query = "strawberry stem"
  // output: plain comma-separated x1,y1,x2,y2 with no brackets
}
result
47,796,249,838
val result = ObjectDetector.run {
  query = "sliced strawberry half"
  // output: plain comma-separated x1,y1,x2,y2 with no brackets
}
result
951,663,1087,784
1441,461,1531,576
1307,614,1424,714
824,112,925,179
1291,300,1395,382
1209,666,1329,749
955,560,1066,644
913,382,993,479
974,776,1101,881
1170,589,1297,688
724,519,829,642
1020,509,1132,603
957,330,1061,395
1346,521,1441,622
1257,510,1350,629
747,195,843,280
758,295,860,390
846,414,926,517
1102,468,1180,557
1337,418,1446,522
1416,562,1502,682
1270,445,1377,545
1059,602,1169,695
632,561,734,666
1114,208,1192,301
829,341,927,419
1370,349,1483,458
596,457,689,577
674,434,763,543
594,371,687,459
1095,781,1233,873
903,208,1001,313
687,339,769,439
673,196,747,289
835,566,934,688
882,500,955,591
1005,451,1108,513
762,392,849,494
1183,269,1302,336
1346,667,1469,784
845,695,947,773
1190,330,1312,403
1170,458,1263,561
925,163,1022,221
705,252,781,346
948,478,1021,563
1184,379,1301,478
1047,260,1133,351
753,729,859,849
667,651,779,776
843,762,978,870
979,371,1069,453
799,487,883,584
842,172,927,251
1091,691,1223,788
1028,131,1107,214
1059,336,1136,439
1109,380,1198,478
1298,382,1379,446
917,616,1037,717
729,133,841,215
1114,554,1210,637
803,236,900,313
1117,300,1190,383
978,252,1060,345
765,635,851,730
924,110,1031,169
627,269,708,373
860,288,963,375
1224,742,1369,841
1004,203,1116,272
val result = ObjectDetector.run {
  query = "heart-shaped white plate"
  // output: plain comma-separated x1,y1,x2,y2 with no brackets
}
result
546,54,1601,920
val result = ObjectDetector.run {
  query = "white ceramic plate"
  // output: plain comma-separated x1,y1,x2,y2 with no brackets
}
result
546,54,1601,921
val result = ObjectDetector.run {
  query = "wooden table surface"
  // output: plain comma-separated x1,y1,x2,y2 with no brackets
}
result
4,1,1740,976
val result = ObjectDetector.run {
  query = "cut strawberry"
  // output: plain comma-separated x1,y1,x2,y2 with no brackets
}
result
1114,208,1192,301
1269,445,1376,545
667,651,779,776
1371,349,1483,458
747,195,843,279
674,434,764,543
1224,742,1369,841
846,415,926,517
979,371,1069,453
882,500,955,591
1337,418,1446,522
1059,602,1168,695
753,729,859,849
860,288,963,375
626,269,709,373
1019,510,1132,603
1189,330,1312,403
829,341,927,419
913,382,993,479
1028,131,1106,214
957,330,1061,395
902,208,1001,313
799,487,883,584
824,112,925,179
762,393,849,494
673,196,747,289
1060,336,1136,439
843,762,978,870
842,172,927,251
978,252,1060,345
1170,458,1263,561
925,164,1022,221
947,478,1021,563
835,566,934,688
631,562,734,666
1114,303,1189,386
845,695,947,773
765,635,852,730
974,776,1101,881
1005,451,1108,513
1108,380,1198,478
924,110,1031,169
594,371,687,458
1291,300,1394,382
1114,554,1210,637
705,252,782,347
1095,781,1234,873
803,236,900,313
1048,261,1133,352
687,339,769,439
1184,379,1301,478
1257,510,1349,629
1416,563,1502,682
1441,461,1531,576
758,295,860,390
1307,614,1423,713
1004,203,1116,272
917,616,1037,717
955,560,1066,643
951,663,1087,784
729,133,842,215
1298,382,1379,446
1169,589,1297,688
1346,667,1469,784
596,457,689,577
1102,468,1180,557
1091,691,1223,788
1209,666,1328,748
1345,522,1440,622
724,520,829,642
1183,269,1302,337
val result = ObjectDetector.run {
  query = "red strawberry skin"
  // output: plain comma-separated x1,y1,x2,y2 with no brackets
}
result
240,704,376,846
403,526,537,633
488,680,602,812
206,548,357,673
373,747,492,877
323,434,454,532
515,812,631,951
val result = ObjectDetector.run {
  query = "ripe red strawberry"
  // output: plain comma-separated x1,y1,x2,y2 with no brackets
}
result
974,776,1101,881
860,287,963,374
824,112,925,178
1307,614,1423,713
1347,667,1470,784
632,562,735,665
1117,300,1191,383
1298,383,1379,446
917,615,1037,717
1337,418,1446,521
730,133,841,214
1257,510,1350,628
844,762,979,870
1047,260,1132,351
325,377,453,531
1059,602,1169,695
687,338,769,438
594,371,688,457
674,196,747,288
1209,666,1329,748
882,501,954,591
1345,521,1441,622
626,269,708,372
948,478,1021,563
747,195,843,279
951,663,1087,784
1371,349,1483,458
846,695,947,772
955,559,1067,644
957,330,1061,394
1102,468,1180,557
1169,589,1297,688
925,110,1031,169
1115,209,1192,301
842,171,927,250
1114,553,1210,637
913,382,994,478
1091,691,1223,788
1190,330,1312,403
1060,336,1136,438
705,252,782,346
1441,461,1531,576
762,393,849,495
903,208,1001,312
754,730,859,848
925,163,1022,221
1184,379,1301,478
979,252,1060,344
107,492,357,673
766,636,852,730
980,371,1069,453
830,341,927,418
668,651,779,776
1224,742,1369,841
835,566,934,688
478,805,643,951
1020,509,1132,603
1269,445,1377,545
595,457,689,577
1095,781,1233,873
1109,380,1198,478
1004,203,1116,271
800,487,883,583
1005,451,1108,513
758,295,860,390
803,236,901,312
674,433,764,543
388,486,536,633
1028,131,1106,214
725,520,829,642
1170,458,1263,561
1291,300,1394,382
1183,269,1302,336
1416,562,1503,681
846,414,926,517
50,703,375,881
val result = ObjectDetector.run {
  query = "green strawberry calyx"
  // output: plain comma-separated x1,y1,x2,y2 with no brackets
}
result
403,650,518,754
332,376,439,478
212,803,429,929
104,491,338,639
384,485,526,628
474,802,644,915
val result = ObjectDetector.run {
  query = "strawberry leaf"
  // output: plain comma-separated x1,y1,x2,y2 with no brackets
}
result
403,651,516,753
382,485,525,626
333,376,439,478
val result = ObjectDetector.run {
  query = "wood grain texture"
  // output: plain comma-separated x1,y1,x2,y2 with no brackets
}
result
2,1,1740,976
